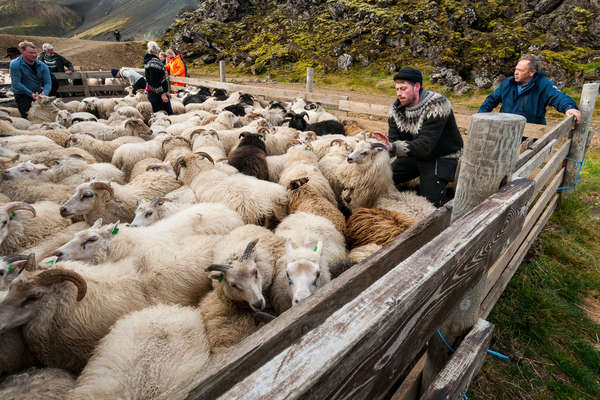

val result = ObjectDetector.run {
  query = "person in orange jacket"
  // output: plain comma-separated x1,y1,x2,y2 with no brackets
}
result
164,49,187,92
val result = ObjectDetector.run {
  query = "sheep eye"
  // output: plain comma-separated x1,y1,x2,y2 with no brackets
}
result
231,283,240,290
81,193,93,199
286,271,292,285
22,289,43,306
316,271,320,279
0,270,4,277
145,211,153,218
2,221,6,226
253,269,258,278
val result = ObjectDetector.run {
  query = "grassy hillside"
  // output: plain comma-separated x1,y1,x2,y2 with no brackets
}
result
0,0,81,36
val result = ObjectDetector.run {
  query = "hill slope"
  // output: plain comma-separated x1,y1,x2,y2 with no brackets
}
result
163,0,600,88
0,0,81,36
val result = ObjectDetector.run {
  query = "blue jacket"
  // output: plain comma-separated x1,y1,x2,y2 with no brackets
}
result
478,72,578,125
9,56,52,97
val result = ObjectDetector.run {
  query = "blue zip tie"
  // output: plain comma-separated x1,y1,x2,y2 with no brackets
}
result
437,329,511,360
557,157,584,190
463,395,469,400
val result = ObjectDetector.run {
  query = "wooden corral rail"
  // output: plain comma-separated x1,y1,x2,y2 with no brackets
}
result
54,71,127,97
179,83,599,400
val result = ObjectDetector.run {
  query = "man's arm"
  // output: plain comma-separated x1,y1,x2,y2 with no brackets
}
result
40,64,52,95
9,64,33,97
544,84,580,122
401,114,447,159
478,86,502,113
60,55,75,73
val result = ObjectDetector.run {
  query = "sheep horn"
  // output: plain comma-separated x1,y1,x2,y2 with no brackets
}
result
69,154,85,160
81,132,96,139
36,268,87,301
90,182,114,201
150,197,172,206
241,239,259,261
193,152,215,165
370,142,388,151
206,264,232,273
145,163,165,171
286,139,302,148
330,139,345,147
258,127,270,135
161,136,174,151
3,202,36,217
254,310,277,323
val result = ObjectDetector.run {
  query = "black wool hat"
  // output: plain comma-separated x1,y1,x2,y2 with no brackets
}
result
393,67,423,84
111,68,119,77
5,47,19,57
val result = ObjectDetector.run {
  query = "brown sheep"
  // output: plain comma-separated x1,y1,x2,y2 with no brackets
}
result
228,132,268,181
345,207,416,248
287,177,346,234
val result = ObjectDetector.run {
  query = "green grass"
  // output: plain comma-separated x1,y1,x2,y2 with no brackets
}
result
469,148,600,400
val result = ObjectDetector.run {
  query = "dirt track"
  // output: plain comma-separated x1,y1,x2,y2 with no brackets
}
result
0,34,145,70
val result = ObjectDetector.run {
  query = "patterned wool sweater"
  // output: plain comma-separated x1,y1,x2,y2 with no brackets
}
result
388,88,463,160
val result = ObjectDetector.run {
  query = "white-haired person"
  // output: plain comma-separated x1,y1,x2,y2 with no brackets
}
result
143,41,173,115
111,67,147,93
39,43,74,96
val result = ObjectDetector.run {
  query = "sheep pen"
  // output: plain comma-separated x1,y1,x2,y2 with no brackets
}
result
0,67,566,400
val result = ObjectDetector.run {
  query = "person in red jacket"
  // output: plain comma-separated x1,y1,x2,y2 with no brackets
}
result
164,49,186,92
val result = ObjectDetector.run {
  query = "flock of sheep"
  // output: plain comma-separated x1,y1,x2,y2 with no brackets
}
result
0,85,435,399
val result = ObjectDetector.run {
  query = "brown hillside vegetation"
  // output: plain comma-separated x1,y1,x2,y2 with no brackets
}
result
0,34,145,70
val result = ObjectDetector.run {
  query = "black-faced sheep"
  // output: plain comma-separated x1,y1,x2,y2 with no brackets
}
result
228,132,269,180
284,111,345,136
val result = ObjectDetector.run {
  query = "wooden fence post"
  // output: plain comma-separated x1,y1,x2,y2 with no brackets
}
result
306,67,314,93
421,113,525,392
80,72,90,97
560,82,600,199
219,61,226,83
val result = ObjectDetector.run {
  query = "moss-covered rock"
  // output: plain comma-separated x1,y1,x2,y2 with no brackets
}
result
162,0,600,87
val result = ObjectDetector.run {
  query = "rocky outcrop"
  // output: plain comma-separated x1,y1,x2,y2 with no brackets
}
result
162,0,599,89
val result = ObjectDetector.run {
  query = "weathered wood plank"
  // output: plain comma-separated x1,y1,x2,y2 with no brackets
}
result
54,71,117,80
56,85,126,94
168,75,348,106
515,116,575,170
420,319,494,400
561,83,600,198
184,203,453,400
484,168,564,311
389,354,427,400
481,193,559,318
456,114,546,139
81,72,90,97
338,100,389,116
533,139,570,198
512,139,557,179
218,179,533,400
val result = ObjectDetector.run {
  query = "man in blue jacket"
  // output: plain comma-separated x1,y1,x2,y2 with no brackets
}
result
478,55,580,125
9,41,52,118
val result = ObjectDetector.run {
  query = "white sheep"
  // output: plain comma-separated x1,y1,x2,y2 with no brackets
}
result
0,367,76,400
189,129,227,161
130,187,196,227
111,133,171,178
272,211,347,312
67,133,145,163
0,201,70,256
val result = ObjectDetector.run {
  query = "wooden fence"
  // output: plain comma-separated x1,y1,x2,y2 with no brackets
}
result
175,82,598,400
53,71,127,97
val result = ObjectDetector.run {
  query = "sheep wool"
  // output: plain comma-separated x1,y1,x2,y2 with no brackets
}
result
345,207,416,248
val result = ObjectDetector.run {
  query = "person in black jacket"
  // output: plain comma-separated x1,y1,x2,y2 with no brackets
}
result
39,43,75,97
144,41,173,115
386,67,463,207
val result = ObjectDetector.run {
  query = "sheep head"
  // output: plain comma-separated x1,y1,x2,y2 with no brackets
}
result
0,254,35,291
175,152,214,184
2,161,48,180
60,181,114,218
346,141,388,164
51,218,119,263
0,267,87,333
130,197,172,227
0,202,36,245
124,119,151,139
207,239,266,311
284,239,324,306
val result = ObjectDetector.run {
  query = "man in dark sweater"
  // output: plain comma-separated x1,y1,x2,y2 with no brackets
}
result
144,41,173,115
39,43,75,96
387,67,463,207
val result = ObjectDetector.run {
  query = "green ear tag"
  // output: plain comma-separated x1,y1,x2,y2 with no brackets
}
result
112,227,119,235
218,273,224,283
45,260,55,265
11,212,16,217
258,135,263,141
305,146,311,151
8,264,13,273
313,245,318,252
182,161,187,168
211,132,216,136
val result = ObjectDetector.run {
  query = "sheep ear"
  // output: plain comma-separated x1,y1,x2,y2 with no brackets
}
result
208,271,225,282
92,218,103,229
105,221,120,236
313,240,323,257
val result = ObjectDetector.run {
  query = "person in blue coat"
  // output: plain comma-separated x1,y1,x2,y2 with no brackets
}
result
478,55,580,125
9,41,52,118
